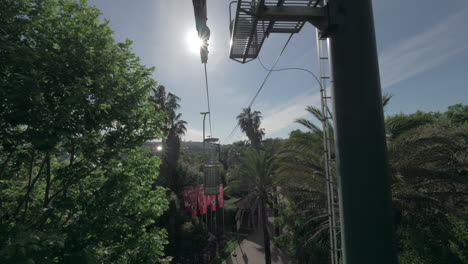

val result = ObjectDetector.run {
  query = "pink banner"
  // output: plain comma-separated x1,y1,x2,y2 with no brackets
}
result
210,195,216,211
217,184,224,208
202,195,207,214
189,187,198,218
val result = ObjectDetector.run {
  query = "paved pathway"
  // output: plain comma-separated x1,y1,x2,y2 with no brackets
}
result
223,230,290,264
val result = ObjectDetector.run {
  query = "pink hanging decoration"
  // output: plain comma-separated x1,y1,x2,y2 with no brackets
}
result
189,187,198,218
202,195,207,214
198,185,207,215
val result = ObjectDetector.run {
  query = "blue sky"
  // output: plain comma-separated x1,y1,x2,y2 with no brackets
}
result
88,0,468,143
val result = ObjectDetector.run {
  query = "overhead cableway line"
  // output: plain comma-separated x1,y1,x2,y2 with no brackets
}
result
222,33,294,144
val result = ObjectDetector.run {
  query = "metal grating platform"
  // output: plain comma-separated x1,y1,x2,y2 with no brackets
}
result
229,0,320,63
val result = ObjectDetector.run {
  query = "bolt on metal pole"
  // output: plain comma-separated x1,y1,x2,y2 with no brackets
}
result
327,0,396,263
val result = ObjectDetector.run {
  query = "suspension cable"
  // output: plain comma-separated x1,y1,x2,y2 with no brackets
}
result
247,33,294,108
204,63,213,137
257,57,322,90
258,57,333,117
222,33,294,143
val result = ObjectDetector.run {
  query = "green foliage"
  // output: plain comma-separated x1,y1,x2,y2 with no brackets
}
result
0,152,171,264
273,202,329,264
237,149,274,192
274,122,331,263
177,221,209,258
176,161,203,187
209,240,237,264
445,104,468,126
230,149,275,264
0,0,170,262
275,103,468,263
387,106,468,264
397,213,467,264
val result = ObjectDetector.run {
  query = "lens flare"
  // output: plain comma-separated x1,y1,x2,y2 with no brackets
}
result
186,30,203,54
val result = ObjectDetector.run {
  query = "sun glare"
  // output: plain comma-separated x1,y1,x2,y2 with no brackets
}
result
186,30,204,54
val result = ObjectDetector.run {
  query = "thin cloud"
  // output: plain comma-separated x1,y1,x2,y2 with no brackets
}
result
261,92,321,137
182,126,204,142
379,8,468,88
214,85,249,106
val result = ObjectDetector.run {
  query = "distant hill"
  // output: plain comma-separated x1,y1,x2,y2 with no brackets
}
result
181,141,205,152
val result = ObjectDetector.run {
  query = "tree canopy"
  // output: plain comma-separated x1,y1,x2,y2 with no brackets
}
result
0,0,170,263
273,104,468,264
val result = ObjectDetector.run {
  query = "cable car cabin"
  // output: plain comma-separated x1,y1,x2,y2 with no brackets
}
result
203,164,220,195
229,0,328,63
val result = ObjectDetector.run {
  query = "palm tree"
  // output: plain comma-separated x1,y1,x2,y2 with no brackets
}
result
386,112,468,214
231,149,275,264
237,107,265,150
275,125,332,260
149,85,188,256
277,94,394,235
384,110,468,263
276,100,468,262
149,85,187,192
150,85,184,137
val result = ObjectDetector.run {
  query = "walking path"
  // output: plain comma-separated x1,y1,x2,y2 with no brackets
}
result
223,230,290,264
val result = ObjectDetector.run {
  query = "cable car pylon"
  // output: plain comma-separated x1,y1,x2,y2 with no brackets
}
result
317,28,340,264
229,1,396,264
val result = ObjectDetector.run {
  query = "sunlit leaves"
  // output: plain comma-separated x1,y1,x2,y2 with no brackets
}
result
0,0,169,263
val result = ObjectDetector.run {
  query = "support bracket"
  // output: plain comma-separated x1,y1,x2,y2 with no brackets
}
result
254,4,338,37
229,0,340,62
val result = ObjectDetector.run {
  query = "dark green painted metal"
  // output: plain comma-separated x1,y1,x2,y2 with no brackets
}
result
328,0,396,263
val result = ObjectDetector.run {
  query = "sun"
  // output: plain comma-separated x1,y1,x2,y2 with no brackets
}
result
186,30,204,54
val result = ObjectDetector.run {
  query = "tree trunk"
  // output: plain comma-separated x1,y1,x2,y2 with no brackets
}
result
24,149,35,216
166,132,180,192
254,137,261,151
10,155,47,222
43,152,51,208
261,196,272,264
273,187,280,236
